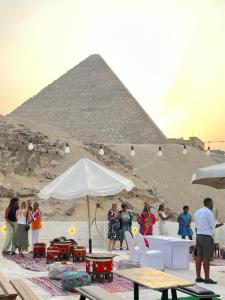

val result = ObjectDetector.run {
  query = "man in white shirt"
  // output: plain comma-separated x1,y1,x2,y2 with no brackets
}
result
195,198,223,284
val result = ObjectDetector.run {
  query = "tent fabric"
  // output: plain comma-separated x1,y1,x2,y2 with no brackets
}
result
192,163,225,189
38,158,135,200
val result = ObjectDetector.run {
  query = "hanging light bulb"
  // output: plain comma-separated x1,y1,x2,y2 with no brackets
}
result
206,146,211,156
99,145,104,156
158,146,163,157
28,140,34,151
182,145,187,155
130,145,135,157
65,143,70,154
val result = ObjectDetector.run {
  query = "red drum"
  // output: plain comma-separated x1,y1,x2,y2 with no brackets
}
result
50,243,71,261
72,246,86,262
33,243,46,258
85,253,116,283
47,246,60,264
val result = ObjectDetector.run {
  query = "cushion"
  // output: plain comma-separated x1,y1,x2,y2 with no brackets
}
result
48,261,76,280
181,285,215,295
62,271,92,292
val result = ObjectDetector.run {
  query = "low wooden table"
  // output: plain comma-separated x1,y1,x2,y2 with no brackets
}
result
114,268,194,300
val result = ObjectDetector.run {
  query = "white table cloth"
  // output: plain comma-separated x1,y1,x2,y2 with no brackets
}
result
144,236,193,270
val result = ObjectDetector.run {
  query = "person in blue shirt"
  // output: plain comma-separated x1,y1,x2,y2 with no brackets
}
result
177,206,193,240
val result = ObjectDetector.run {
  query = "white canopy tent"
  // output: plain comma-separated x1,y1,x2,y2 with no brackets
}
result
192,162,225,189
38,158,135,253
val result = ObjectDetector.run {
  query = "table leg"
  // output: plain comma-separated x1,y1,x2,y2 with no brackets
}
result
171,289,177,300
161,289,168,300
134,282,139,300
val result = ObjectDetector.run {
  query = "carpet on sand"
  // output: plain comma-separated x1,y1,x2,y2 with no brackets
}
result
2,253,86,272
28,275,137,296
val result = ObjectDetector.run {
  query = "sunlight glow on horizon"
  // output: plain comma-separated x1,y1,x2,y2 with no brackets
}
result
1,0,225,148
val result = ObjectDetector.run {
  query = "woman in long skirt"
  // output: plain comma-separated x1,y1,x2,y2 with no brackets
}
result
14,201,31,256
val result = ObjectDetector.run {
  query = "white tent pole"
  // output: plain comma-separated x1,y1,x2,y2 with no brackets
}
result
87,195,92,253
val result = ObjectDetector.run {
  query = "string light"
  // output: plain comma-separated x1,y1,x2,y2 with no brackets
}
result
182,145,187,155
28,140,34,151
65,143,70,154
68,227,76,236
99,145,104,156
206,146,211,156
130,145,135,157
158,146,163,157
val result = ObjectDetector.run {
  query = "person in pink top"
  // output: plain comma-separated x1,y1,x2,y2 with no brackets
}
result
137,204,156,246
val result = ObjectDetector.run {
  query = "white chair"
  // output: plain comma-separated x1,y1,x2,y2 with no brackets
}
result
135,233,164,270
125,231,142,262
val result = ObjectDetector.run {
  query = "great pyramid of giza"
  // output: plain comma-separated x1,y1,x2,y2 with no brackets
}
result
10,54,166,144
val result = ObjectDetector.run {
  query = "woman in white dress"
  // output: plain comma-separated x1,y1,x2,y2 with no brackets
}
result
158,204,169,236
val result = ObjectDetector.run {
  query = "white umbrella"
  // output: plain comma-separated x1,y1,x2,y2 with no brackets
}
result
38,158,135,252
192,162,225,189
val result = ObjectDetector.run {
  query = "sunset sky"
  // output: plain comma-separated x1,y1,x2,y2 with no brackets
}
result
1,0,225,148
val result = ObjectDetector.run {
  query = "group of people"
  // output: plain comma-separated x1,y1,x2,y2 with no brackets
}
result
107,202,194,251
107,198,224,284
2,197,42,257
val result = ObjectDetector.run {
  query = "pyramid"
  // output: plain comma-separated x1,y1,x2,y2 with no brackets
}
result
10,55,166,144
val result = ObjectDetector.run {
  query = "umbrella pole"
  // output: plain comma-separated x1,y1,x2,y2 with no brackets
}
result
87,195,92,253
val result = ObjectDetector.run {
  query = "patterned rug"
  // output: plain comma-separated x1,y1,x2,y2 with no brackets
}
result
28,274,136,296
3,252,47,272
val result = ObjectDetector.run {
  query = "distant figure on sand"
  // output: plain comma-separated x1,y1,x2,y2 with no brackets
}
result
14,201,31,257
195,198,224,284
2,197,19,255
158,204,169,236
138,204,156,246
119,203,132,250
107,204,120,251
31,202,42,249
177,206,193,240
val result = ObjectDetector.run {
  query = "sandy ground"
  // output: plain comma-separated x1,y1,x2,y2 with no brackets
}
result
0,244,224,300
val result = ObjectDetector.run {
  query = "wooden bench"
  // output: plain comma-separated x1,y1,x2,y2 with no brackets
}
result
76,286,123,300
0,272,17,300
10,279,39,300
177,286,220,300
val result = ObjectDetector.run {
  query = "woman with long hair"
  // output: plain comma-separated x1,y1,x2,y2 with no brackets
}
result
137,203,156,247
31,202,42,249
158,204,170,236
14,201,31,257
2,197,19,255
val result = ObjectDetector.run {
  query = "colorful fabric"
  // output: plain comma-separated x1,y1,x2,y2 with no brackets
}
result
138,212,156,235
107,209,120,241
62,271,92,292
31,209,42,230
27,274,141,296
178,212,193,237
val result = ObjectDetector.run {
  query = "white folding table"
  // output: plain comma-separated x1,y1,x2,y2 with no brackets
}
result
144,236,193,270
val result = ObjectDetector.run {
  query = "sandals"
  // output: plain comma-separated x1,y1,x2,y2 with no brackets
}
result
204,279,217,284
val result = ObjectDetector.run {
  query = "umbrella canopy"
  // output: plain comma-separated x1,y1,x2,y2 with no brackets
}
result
38,158,135,199
38,158,135,253
192,162,225,189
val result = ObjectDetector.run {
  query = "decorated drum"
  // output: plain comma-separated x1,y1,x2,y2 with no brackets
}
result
47,246,60,264
33,243,46,258
85,253,116,283
50,243,71,261
62,271,92,292
72,246,86,262
48,261,77,279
